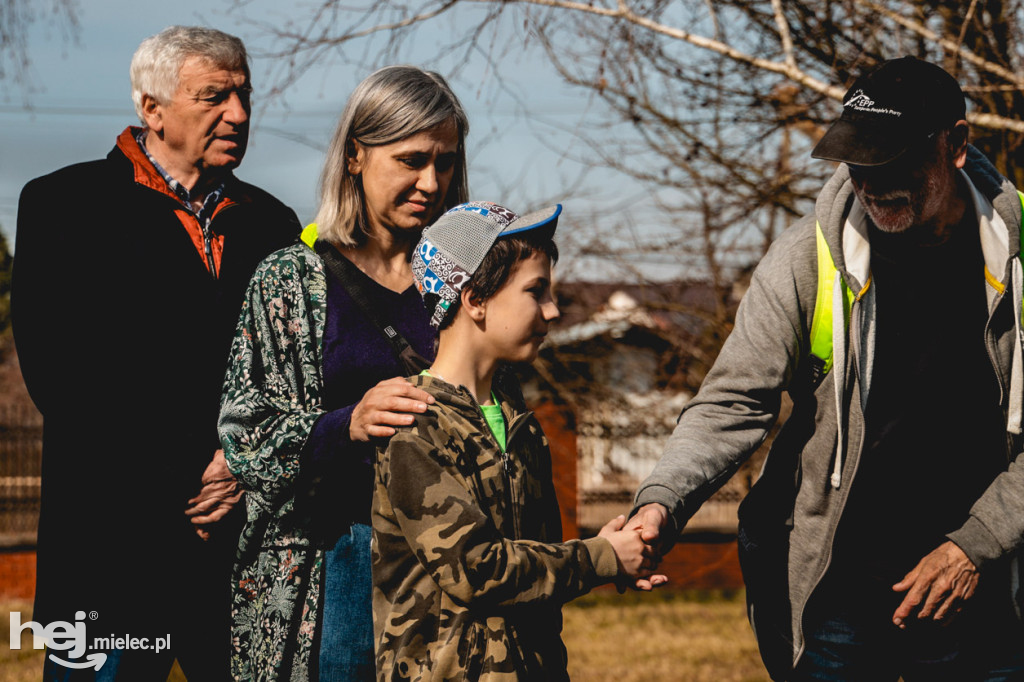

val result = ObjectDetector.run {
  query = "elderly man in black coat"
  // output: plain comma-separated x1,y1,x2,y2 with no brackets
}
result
12,25,299,680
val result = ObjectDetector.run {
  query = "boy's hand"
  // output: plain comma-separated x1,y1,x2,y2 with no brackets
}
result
598,515,667,587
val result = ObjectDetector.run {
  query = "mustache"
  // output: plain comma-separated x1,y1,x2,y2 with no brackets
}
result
863,189,912,203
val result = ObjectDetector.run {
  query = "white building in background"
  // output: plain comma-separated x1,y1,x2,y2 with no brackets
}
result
537,291,750,535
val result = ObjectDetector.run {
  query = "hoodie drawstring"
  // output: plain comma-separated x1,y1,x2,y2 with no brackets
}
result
831,271,847,489
1009,258,1024,435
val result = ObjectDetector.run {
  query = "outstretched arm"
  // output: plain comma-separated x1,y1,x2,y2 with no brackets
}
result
632,224,818,552
379,431,622,608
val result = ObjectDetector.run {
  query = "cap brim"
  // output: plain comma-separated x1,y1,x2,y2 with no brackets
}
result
811,118,910,167
499,204,561,239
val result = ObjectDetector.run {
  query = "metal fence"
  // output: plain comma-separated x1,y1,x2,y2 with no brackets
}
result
579,486,743,536
0,405,42,547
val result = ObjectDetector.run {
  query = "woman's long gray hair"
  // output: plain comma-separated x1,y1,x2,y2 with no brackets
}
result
315,65,470,246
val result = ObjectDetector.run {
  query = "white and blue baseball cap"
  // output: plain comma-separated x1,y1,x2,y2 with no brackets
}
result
412,201,561,327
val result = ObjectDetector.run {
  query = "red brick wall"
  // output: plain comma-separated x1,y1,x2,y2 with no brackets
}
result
659,536,743,590
531,402,579,541
592,537,744,592
0,551,35,601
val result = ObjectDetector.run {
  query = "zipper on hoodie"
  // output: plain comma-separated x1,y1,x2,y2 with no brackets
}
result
794,299,867,669
499,445,518,540
793,412,867,669
503,414,536,542
473,399,523,540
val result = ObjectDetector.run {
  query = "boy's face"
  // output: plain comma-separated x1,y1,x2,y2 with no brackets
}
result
480,252,560,363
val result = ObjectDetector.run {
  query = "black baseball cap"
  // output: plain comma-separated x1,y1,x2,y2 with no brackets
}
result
811,56,966,166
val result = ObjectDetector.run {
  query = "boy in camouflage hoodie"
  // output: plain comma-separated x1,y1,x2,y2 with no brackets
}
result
372,201,664,681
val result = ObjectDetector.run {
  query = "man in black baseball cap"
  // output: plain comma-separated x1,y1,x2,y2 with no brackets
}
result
814,56,971,237
628,56,1024,680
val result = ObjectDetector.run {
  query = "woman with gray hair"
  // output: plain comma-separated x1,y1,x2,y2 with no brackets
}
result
219,65,469,681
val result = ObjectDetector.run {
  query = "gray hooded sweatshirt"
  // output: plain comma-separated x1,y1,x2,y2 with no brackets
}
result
635,146,1024,678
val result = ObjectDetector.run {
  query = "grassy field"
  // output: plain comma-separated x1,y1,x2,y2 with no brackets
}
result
565,590,769,682
1,599,39,682
1,591,769,681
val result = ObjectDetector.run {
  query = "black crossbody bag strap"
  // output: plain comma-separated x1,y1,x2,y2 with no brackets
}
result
314,240,431,374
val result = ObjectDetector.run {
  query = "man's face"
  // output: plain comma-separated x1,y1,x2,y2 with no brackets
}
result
145,56,251,178
847,126,965,234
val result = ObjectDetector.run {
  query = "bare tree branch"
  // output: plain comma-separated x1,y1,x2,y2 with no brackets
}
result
259,0,462,55
0,0,80,95
770,0,797,71
469,0,849,99
954,0,982,59
243,0,1024,291
856,0,1024,87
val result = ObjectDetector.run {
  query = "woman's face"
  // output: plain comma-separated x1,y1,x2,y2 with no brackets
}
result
348,119,460,239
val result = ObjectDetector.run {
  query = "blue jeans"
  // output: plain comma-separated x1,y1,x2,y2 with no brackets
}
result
794,580,1024,681
318,522,375,681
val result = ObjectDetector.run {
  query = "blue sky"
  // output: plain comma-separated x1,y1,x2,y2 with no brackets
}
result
0,0,621,272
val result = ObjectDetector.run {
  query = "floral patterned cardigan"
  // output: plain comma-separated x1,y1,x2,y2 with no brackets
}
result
219,243,328,682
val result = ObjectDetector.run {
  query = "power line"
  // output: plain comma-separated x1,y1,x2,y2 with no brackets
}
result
0,105,131,116
0,104,342,119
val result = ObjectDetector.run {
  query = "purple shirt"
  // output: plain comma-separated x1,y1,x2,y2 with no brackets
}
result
303,262,436,527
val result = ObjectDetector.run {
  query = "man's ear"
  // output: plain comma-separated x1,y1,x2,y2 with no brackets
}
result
950,120,969,169
346,138,365,175
460,287,486,322
141,93,164,133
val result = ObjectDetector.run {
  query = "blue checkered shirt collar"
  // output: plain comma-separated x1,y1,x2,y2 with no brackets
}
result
135,129,225,228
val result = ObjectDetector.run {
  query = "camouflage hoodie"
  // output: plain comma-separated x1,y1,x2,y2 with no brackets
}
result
372,374,620,681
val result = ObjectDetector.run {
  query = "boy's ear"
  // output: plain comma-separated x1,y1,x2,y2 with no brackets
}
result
460,287,487,322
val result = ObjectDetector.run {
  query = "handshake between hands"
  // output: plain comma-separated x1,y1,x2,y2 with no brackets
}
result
598,503,671,591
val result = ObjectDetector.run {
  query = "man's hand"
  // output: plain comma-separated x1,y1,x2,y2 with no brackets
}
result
621,503,671,590
598,514,666,587
350,377,435,441
892,540,978,628
185,449,243,541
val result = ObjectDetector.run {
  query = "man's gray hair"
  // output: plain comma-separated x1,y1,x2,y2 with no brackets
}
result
315,65,470,247
130,26,249,122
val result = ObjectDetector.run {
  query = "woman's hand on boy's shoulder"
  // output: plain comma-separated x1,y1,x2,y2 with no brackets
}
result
598,515,668,590
350,377,436,441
